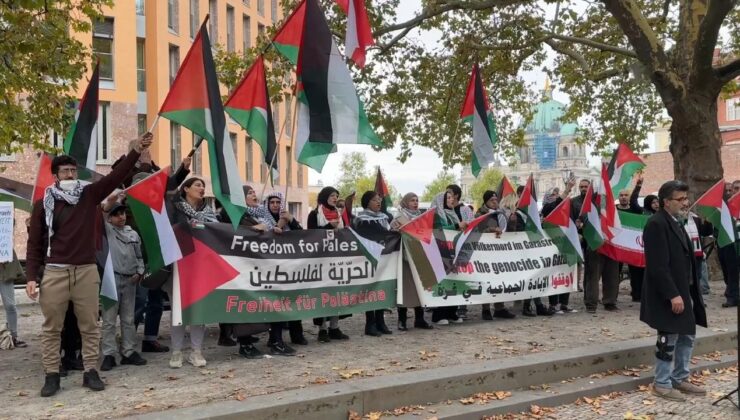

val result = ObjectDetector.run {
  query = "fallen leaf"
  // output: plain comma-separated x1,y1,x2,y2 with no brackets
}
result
338,369,364,379
364,412,382,420
642,399,655,405
311,377,330,384
16,391,29,397
459,397,475,405
53,402,64,408
167,375,179,381
134,403,152,409
348,410,361,420
220,373,235,379
530,404,541,415
234,393,246,401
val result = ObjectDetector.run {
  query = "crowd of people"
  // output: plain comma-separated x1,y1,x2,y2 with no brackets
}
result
1,133,738,402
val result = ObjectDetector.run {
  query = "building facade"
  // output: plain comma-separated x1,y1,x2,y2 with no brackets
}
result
3,0,309,257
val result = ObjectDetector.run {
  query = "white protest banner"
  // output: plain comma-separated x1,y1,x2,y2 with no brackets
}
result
0,202,14,263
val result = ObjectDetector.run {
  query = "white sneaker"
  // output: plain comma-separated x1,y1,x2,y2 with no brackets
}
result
169,351,183,369
435,319,450,326
452,318,464,324
188,350,207,367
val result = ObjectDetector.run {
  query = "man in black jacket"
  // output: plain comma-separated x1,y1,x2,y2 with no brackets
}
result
641,180,707,401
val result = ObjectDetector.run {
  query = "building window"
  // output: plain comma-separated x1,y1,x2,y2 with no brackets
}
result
245,138,253,181
170,122,182,166
97,102,112,163
49,130,63,149
229,132,238,157
242,15,251,52
286,145,292,187
136,0,146,16
209,0,218,42
226,6,235,52
168,0,179,33
137,114,147,135
93,18,114,81
192,134,203,174
728,97,740,121
189,0,199,38
169,44,180,86
243,0,250,6
288,202,301,220
562,146,568,157
270,0,278,22
285,102,292,137
257,0,264,16
257,23,265,37
136,39,146,92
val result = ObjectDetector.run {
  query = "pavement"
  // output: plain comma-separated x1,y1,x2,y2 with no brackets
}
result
0,279,738,419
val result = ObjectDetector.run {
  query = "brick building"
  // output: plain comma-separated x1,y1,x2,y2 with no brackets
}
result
3,0,310,258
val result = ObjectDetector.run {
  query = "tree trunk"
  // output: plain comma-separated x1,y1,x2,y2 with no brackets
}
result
667,94,724,198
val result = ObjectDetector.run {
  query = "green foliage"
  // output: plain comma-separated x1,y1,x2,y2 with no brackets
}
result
469,168,505,209
421,171,456,201
0,1,111,154
334,152,397,204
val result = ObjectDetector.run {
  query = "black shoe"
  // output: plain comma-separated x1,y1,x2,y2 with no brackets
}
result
604,304,620,312
376,323,392,335
100,355,117,371
142,340,170,353
238,343,264,359
722,302,738,308
59,364,68,377
365,324,381,337
12,337,27,348
493,309,516,319
121,351,147,366
535,305,554,316
586,307,597,314
328,328,349,340
414,320,433,329
290,335,309,345
318,329,330,343
268,341,296,356
398,321,408,331
40,373,60,397
62,357,84,371
482,309,493,320
522,308,536,317
218,335,237,346
82,369,105,391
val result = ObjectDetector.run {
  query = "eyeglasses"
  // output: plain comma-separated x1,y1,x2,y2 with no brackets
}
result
57,168,77,174
668,196,689,202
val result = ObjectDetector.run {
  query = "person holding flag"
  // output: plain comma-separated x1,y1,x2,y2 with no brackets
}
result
542,180,578,314
26,133,153,397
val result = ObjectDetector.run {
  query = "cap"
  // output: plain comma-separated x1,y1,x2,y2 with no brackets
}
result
108,202,127,215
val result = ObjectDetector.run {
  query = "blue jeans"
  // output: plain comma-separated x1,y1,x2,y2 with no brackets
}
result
654,332,695,389
698,258,710,294
0,281,17,338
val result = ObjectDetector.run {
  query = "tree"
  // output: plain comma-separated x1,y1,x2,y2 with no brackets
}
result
469,168,505,208
421,171,457,201
0,1,111,154
335,152,370,197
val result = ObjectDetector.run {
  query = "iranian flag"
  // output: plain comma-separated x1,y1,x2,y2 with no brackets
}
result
125,169,183,272
694,180,736,247
159,19,246,228
516,174,544,241
225,56,278,181
460,63,498,177
728,192,740,219
400,209,446,285
64,63,99,178
273,0,307,65
607,143,645,193
597,162,619,237
335,0,375,68
496,175,516,201
374,167,392,210
598,211,648,267
578,183,606,251
348,227,383,267
294,0,381,172
542,197,583,266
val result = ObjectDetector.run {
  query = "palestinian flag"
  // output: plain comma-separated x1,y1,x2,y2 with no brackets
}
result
341,191,355,226
159,19,246,228
579,183,605,251
224,56,278,182
32,153,54,204
516,174,544,241
598,210,648,267
294,0,381,172
451,211,498,265
496,175,516,201
460,63,497,177
542,197,583,265
272,0,307,65
63,63,99,178
597,162,619,237
0,177,33,212
727,192,740,219
400,209,446,285
96,227,117,310
125,169,183,272
607,143,645,193
348,227,383,267
374,167,392,210
335,0,374,68
694,180,736,247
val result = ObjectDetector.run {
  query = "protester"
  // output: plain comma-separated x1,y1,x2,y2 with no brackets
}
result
99,203,147,371
168,177,216,368
390,193,432,330
353,191,393,337
641,180,707,401
475,190,516,320
265,191,308,345
517,185,554,317
718,181,739,308
307,186,350,342
541,181,577,314
643,195,659,215
617,174,645,301
26,133,152,397
0,250,26,348
685,212,713,296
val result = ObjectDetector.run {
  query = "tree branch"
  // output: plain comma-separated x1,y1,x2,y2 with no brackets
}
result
543,39,628,82
716,58,740,84
545,33,637,58
692,0,736,79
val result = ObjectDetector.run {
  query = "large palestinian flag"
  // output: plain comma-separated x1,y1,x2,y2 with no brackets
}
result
516,174,544,241
399,209,446,286
607,143,645,193
225,56,278,182
159,19,246,227
694,180,736,247
374,167,392,210
460,63,497,177
598,210,648,267
542,197,582,266
64,63,99,178
335,0,375,68
272,0,307,65
294,0,381,172
579,183,606,251
451,211,499,266
496,175,516,201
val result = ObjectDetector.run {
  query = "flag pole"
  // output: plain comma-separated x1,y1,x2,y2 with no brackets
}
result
443,119,462,167
260,84,298,202
283,90,299,204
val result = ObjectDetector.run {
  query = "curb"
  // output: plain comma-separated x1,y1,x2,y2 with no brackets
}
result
131,328,737,420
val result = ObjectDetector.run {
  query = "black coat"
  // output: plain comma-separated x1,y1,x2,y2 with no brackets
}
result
640,210,707,334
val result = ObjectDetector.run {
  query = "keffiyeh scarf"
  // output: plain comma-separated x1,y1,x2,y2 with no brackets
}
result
43,181,89,257
174,199,219,223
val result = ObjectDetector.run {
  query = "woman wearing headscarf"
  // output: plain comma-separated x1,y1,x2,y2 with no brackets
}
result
167,177,218,368
307,186,350,343
475,191,517,321
353,191,394,336
264,191,308,346
643,195,659,215
390,193,433,330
